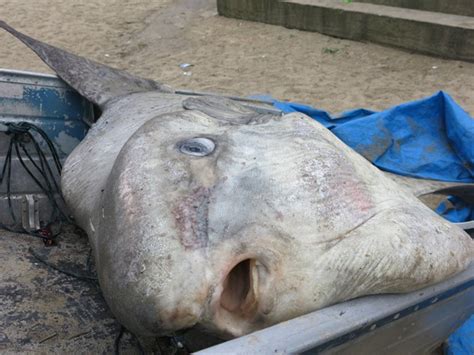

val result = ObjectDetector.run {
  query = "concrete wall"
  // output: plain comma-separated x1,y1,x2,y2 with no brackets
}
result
217,0,474,62
355,0,474,17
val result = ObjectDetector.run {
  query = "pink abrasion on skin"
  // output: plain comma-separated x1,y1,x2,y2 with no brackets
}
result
173,186,211,250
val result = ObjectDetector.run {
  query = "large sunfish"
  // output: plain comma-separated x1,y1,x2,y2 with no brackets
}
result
1,21,472,339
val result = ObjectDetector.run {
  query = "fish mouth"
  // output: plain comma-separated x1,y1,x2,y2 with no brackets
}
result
220,258,259,316
212,256,272,337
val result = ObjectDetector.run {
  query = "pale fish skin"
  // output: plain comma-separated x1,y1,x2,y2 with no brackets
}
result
1,21,472,339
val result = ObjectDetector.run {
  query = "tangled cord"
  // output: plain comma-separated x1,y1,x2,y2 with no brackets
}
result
29,247,98,282
0,121,71,244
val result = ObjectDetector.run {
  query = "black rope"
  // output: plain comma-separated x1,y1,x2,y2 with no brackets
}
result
114,325,147,355
0,121,72,242
5,138,16,223
29,247,98,282
114,326,125,355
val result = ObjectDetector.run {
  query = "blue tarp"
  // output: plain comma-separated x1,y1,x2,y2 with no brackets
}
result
271,91,474,354
446,315,474,355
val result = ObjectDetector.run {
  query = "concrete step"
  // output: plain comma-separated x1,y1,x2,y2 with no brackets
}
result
354,0,474,18
217,0,474,62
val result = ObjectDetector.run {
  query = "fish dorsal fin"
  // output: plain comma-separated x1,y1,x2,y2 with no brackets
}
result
0,21,172,107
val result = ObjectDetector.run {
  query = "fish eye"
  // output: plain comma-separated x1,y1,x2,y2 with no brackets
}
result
178,137,215,157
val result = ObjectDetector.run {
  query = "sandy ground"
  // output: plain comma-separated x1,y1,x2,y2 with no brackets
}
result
1,0,473,115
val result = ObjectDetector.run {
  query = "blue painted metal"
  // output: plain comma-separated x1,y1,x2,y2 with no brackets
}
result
0,69,93,227
0,69,92,157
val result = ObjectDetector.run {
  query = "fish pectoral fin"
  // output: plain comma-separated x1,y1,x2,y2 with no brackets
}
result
318,206,473,302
